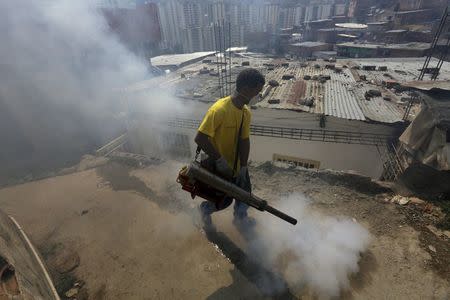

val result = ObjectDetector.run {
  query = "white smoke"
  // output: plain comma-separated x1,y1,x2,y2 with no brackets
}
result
0,0,182,179
251,193,371,298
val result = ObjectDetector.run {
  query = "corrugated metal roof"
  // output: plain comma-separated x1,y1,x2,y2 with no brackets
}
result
353,87,404,123
150,52,215,67
348,58,450,82
324,80,366,120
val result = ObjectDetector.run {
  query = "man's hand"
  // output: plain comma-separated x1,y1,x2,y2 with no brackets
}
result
215,157,233,179
236,166,249,188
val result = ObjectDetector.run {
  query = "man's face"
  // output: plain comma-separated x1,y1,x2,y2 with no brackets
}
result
241,83,264,104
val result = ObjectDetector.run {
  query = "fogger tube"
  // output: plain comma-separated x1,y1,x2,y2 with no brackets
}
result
187,163,297,225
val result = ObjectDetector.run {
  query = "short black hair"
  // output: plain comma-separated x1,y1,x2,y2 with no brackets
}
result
236,68,265,92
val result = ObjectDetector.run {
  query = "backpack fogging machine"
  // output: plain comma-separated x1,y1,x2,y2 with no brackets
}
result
177,161,297,225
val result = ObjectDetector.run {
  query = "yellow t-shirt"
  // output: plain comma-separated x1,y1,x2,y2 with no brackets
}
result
198,96,251,173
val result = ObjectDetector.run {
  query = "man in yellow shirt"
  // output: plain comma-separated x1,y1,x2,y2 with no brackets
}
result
195,68,265,226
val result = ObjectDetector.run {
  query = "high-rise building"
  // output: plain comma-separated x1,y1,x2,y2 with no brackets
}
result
157,0,184,51
182,1,212,52
249,2,265,32
210,1,225,23
182,1,201,28
304,0,334,22
348,0,372,21
183,27,203,52
154,0,352,53
264,3,280,33
279,7,297,28
202,25,216,50
294,5,307,25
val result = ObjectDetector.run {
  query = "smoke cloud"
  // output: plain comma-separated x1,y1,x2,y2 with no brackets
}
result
1,3,370,297
0,0,183,181
250,193,371,298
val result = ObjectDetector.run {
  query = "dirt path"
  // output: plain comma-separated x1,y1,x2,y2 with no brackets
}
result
0,161,448,299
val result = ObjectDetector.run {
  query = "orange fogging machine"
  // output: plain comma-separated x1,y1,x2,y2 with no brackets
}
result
177,162,297,225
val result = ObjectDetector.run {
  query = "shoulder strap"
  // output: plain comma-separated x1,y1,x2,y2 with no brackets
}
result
233,110,245,175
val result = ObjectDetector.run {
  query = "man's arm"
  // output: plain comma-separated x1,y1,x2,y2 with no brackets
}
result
239,138,250,167
195,131,220,160
195,131,233,179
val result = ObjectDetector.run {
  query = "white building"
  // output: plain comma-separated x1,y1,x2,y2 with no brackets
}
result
249,3,265,32
263,3,280,33
210,1,225,23
157,0,185,51
183,27,203,52
294,5,307,25
279,7,297,29
156,0,339,53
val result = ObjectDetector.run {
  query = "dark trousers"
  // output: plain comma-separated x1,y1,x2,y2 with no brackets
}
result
201,168,251,218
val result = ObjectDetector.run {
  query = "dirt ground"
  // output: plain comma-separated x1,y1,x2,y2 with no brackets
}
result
0,159,449,299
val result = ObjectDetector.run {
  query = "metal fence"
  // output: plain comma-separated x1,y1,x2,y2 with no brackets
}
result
167,118,393,146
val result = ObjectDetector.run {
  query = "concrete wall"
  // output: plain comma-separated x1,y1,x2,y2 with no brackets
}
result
128,124,384,179
288,43,332,57
337,45,427,58
250,135,383,178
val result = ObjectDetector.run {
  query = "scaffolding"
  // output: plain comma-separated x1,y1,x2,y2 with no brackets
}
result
213,20,232,98
418,6,450,80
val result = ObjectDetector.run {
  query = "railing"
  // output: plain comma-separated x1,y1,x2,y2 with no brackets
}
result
167,118,393,146
95,134,127,156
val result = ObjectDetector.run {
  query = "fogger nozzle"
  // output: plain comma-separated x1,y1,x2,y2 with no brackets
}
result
178,162,297,225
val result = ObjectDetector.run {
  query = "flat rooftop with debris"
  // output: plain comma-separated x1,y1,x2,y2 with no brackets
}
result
129,54,450,125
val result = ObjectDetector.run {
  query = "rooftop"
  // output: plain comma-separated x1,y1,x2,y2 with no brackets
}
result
335,23,368,29
338,33,358,38
130,55,450,126
226,46,248,52
290,41,328,48
318,28,346,32
150,51,215,69
401,81,450,92
337,42,431,50
308,18,332,24
367,22,389,25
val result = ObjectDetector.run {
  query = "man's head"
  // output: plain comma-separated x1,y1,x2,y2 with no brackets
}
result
236,68,265,104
